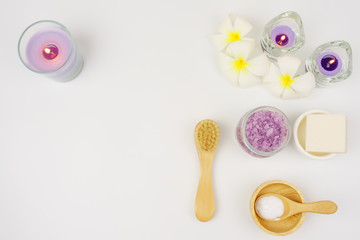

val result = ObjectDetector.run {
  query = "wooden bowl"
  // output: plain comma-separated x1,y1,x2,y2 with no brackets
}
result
250,180,306,236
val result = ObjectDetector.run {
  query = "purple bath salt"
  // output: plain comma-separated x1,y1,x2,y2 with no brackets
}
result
243,109,288,152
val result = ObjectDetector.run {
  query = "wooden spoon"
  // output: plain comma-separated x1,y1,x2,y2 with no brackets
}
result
255,193,337,221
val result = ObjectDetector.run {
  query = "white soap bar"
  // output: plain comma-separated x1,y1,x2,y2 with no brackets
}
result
305,114,347,153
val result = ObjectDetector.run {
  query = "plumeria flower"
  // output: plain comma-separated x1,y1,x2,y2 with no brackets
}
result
212,13,254,51
263,56,316,99
219,41,269,88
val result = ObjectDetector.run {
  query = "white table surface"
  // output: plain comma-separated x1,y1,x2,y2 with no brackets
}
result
1,0,359,239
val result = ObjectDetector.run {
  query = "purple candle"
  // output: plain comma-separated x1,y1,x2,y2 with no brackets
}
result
317,51,342,76
18,20,83,81
236,107,290,158
270,25,295,48
26,28,72,72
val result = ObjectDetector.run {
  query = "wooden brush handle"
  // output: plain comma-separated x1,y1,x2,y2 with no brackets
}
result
195,157,214,222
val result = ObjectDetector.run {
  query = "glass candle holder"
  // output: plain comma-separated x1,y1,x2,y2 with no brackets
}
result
261,11,305,59
236,106,291,158
305,40,352,87
18,20,83,82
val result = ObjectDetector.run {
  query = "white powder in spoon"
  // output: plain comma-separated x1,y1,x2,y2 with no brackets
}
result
256,196,284,220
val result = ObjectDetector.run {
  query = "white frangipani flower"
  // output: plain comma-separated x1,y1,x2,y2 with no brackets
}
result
219,41,270,88
212,13,254,51
263,55,316,99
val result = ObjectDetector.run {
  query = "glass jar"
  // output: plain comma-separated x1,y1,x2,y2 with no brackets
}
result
305,40,352,87
236,106,291,158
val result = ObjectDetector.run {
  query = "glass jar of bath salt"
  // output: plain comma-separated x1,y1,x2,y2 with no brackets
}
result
236,106,291,158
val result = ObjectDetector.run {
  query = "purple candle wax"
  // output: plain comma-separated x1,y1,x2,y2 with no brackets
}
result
270,25,295,48
317,51,342,76
26,28,72,72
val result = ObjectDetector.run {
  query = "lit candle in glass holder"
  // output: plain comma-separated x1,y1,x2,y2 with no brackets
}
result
261,11,305,58
18,20,83,82
306,40,352,87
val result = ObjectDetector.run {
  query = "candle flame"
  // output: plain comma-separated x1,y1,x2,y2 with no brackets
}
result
329,59,335,64
44,48,51,54
277,34,287,46
42,44,59,60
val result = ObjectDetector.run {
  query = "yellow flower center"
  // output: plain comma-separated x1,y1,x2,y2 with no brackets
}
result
227,31,241,43
281,74,294,89
233,58,248,72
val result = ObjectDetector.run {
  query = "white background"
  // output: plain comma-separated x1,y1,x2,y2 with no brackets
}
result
1,0,359,239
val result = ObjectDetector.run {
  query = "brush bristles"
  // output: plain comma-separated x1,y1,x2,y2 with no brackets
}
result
196,120,220,151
